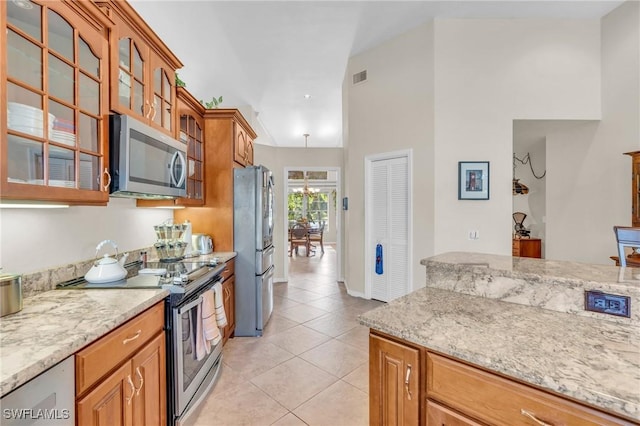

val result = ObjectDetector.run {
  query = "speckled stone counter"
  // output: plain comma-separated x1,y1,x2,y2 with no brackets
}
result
360,253,640,421
0,288,167,397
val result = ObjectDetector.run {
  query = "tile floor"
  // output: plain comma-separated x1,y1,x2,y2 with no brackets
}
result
193,245,384,425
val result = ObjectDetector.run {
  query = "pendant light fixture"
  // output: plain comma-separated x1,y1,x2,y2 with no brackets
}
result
512,152,546,195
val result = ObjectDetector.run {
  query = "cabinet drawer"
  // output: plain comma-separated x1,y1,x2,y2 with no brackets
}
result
427,353,629,426
426,400,483,426
221,259,235,281
76,303,164,395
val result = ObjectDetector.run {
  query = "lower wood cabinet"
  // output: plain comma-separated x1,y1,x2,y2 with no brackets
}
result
369,330,636,426
76,303,166,426
512,238,542,258
369,332,420,425
221,259,236,345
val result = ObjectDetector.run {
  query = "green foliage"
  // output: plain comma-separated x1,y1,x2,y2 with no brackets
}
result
200,96,223,109
175,73,186,88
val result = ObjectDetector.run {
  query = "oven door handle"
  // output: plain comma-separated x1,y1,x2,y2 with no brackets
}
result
178,295,203,315
177,278,222,314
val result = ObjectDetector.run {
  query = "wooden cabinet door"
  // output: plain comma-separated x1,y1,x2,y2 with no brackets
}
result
370,333,420,426
131,332,166,426
234,123,247,166
426,401,483,426
245,137,254,166
148,61,175,134
222,276,235,344
77,361,133,426
2,0,111,204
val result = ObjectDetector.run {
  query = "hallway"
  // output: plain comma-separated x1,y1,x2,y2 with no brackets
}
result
192,245,384,425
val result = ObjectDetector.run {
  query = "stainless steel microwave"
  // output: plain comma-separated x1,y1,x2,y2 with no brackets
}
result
109,115,187,199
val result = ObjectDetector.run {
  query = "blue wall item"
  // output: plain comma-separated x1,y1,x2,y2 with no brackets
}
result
375,244,383,275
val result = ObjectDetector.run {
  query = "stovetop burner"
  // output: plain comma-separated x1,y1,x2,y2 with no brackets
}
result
56,260,225,295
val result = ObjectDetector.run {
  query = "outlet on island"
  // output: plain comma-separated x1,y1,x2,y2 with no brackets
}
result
584,290,630,318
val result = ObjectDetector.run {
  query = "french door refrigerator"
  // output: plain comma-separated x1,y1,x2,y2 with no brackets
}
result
234,165,275,336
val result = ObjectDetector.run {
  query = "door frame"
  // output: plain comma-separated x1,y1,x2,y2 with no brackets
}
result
364,150,413,300
282,166,342,283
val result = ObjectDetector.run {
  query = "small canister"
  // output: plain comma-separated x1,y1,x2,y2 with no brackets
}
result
0,273,23,317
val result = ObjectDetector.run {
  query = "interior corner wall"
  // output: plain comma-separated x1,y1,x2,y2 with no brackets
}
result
547,1,640,265
433,19,602,257
344,22,435,295
254,144,343,282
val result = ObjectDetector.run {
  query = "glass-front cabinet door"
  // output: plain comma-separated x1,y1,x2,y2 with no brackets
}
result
1,0,110,204
180,110,204,205
104,1,181,137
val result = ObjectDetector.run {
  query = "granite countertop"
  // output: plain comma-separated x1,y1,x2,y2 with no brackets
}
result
360,253,640,421
0,252,237,397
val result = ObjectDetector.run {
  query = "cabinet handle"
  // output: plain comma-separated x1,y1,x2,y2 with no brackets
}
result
122,330,142,344
404,364,412,400
150,99,158,121
134,366,144,396
521,409,554,426
102,168,111,191
144,100,151,118
125,374,135,405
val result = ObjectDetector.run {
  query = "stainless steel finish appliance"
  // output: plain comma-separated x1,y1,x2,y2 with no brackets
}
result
0,273,22,317
57,260,226,426
109,114,187,199
0,356,74,425
234,165,275,336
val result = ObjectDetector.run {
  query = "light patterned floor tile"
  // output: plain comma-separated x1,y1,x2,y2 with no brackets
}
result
251,357,339,410
336,324,370,352
223,340,294,380
303,312,359,337
261,314,301,337
293,380,369,426
278,304,329,323
299,339,368,378
265,325,332,355
342,364,369,394
271,413,309,426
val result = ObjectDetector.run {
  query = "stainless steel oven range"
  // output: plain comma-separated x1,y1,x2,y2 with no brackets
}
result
57,260,227,426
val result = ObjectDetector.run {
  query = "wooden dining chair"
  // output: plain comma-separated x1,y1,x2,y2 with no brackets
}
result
613,226,640,266
308,222,325,254
289,224,310,256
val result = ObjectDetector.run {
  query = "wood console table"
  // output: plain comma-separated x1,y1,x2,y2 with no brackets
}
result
512,238,542,258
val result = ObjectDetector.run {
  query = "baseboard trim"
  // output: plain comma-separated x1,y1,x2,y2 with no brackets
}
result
274,277,286,283
346,287,366,299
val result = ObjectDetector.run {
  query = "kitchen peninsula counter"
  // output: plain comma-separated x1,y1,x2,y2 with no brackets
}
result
359,252,640,422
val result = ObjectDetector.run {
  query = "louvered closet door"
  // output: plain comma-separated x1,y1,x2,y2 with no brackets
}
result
370,156,409,302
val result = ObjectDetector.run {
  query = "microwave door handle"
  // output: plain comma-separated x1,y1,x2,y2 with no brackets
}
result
169,151,187,188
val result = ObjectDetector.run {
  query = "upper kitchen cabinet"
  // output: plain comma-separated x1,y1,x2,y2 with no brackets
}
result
1,0,113,204
137,87,205,207
174,108,257,251
96,0,182,136
234,123,254,167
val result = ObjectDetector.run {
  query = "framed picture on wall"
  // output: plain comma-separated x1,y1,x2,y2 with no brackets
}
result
458,161,490,200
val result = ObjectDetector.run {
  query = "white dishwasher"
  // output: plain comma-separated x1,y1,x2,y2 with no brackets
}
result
1,356,75,425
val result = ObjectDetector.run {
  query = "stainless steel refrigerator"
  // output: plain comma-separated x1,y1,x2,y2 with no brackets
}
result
233,165,275,336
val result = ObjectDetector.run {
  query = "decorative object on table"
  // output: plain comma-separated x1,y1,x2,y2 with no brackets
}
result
512,212,531,238
458,161,489,200
84,240,129,283
512,152,546,195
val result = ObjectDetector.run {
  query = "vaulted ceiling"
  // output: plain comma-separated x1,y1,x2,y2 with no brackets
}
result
129,1,623,148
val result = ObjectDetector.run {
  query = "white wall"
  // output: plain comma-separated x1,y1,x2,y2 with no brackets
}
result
547,1,640,264
0,198,173,274
344,23,435,295
254,144,343,282
433,19,602,257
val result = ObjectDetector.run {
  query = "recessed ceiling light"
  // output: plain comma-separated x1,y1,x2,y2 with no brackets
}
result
303,94,312,99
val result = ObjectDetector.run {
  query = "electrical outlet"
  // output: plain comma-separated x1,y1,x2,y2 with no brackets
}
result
468,230,479,240
584,290,630,318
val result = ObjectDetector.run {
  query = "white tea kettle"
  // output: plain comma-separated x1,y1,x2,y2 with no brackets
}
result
84,240,129,283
